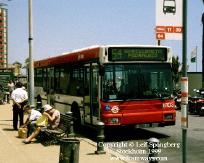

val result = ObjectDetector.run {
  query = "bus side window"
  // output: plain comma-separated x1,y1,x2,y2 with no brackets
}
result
76,80,85,96
84,80,89,96
69,79,77,95
84,67,90,96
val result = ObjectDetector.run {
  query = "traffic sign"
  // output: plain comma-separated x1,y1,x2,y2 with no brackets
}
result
156,0,183,40
156,33,165,40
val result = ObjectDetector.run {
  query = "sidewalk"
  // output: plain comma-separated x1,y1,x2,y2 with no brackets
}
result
0,103,125,163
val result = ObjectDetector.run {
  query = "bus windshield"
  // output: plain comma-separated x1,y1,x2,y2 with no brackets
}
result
102,63,173,101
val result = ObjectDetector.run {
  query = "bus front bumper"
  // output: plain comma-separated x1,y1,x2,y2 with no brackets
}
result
102,112,176,127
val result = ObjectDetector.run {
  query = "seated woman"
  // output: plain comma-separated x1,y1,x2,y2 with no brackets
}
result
21,105,42,136
23,104,60,144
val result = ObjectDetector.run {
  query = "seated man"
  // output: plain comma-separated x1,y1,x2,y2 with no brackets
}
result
21,105,42,136
23,104,60,144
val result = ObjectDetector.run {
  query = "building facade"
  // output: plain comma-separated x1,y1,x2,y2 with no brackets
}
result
0,5,7,68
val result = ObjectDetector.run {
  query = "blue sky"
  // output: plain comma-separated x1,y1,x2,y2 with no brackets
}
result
6,0,204,72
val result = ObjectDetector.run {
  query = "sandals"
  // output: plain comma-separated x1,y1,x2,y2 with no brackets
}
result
23,140,31,144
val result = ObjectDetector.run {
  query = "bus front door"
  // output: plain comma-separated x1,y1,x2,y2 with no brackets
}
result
84,64,99,125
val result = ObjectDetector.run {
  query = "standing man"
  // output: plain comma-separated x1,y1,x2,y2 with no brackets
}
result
11,82,28,130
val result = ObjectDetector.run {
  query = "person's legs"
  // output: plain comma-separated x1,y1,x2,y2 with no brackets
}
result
28,121,36,136
13,105,18,130
19,108,24,127
19,102,27,127
23,126,41,143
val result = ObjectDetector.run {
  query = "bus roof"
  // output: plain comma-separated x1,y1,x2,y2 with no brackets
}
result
34,45,170,68
34,46,101,68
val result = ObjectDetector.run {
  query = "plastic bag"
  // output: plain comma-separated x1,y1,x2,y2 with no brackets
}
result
18,127,28,138
36,115,48,127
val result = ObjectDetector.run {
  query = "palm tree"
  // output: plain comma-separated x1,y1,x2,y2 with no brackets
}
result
12,61,22,77
23,58,29,69
172,55,181,88
12,61,22,68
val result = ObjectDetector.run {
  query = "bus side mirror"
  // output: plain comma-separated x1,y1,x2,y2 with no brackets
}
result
99,65,105,76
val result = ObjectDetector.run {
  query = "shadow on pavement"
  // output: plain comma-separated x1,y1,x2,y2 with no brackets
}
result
23,125,170,147
3,128,15,131
75,126,169,143
0,119,12,121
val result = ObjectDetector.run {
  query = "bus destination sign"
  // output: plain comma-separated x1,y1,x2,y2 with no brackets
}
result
108,47,167,61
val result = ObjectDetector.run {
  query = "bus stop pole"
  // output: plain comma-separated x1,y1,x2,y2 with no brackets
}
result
202,10,204,88
181,1,188,163
28,0,35,106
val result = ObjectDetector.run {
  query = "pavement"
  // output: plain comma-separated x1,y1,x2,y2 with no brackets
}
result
0,103,125,163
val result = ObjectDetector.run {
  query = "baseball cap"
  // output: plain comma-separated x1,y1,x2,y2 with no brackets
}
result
43,104,53,112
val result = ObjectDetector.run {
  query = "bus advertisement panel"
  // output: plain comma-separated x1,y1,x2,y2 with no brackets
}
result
34,45,176,129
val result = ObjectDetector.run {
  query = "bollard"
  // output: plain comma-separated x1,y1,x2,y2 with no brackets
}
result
59,138,80,163
66,112,75,137
36,101,42,112
95,121,106,154
147,137,160,163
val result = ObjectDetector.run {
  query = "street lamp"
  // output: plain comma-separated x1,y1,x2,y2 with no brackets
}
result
28,0,34,105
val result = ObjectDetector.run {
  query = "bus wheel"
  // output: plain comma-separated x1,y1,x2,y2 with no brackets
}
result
199,108,204,116
71,102,81,131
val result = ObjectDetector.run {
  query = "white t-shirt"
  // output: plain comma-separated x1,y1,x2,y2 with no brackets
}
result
29,109,42,121
11,88,28,103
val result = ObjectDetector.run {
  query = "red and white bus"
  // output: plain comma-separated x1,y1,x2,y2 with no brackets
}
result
34,45,176,128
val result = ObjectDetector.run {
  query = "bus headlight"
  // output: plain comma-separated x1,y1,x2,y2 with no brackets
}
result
108,118,120,124
164,114,173,120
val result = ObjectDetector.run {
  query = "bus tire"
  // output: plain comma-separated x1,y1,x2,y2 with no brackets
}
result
199,108,204,116
71,102,81,131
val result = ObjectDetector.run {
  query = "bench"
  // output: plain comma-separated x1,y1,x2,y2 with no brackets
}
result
40,112,75,145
